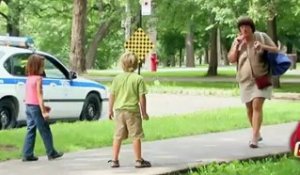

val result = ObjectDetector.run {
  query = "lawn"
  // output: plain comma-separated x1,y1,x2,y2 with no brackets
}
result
0,101,299,161
188,155,300,175
85,65,300,79
88,66,300,94
100,80,300,95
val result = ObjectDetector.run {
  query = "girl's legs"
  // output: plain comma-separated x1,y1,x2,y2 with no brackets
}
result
32,106,57,156
23,107,37,158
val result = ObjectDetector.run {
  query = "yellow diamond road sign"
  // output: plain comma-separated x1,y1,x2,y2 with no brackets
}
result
125,28,154,60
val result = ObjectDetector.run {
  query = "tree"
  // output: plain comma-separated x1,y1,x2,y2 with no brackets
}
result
0,0,29,36
69,0,87,73
85,0,122,69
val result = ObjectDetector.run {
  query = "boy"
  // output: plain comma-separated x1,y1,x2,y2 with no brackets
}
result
108,52,151,168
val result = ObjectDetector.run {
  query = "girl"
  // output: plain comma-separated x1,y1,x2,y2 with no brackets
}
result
22,54,63,161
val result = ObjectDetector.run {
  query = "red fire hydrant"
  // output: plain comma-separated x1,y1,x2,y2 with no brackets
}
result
150,53,158,72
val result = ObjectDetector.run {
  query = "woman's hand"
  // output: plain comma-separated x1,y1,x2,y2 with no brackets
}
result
254,41,262,50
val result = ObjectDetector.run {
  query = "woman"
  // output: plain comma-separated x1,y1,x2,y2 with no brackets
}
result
228,16,278,148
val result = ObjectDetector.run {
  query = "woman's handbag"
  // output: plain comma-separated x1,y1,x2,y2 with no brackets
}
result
254,74,272,89
248,51,272,89
259,32,291,76
266,52,291,76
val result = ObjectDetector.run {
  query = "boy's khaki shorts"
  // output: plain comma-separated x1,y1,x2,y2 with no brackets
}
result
114,110,144,140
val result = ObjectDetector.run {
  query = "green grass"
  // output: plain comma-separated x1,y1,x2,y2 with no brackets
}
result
86,69,236,78
188,155,300,175
146,81,300,94
0,101,299,161
86,66,300,79
102,79,300,95
147,81,240,96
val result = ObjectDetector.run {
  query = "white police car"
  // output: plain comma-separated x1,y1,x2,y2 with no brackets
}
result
0,36,108,130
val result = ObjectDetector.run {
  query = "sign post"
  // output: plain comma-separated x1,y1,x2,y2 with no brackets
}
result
124,28,154,74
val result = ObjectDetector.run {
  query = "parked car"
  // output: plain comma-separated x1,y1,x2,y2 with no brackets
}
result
0,36,108,130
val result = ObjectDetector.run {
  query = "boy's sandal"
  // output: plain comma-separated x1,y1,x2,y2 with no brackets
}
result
135,159,151,168
258,137,263,142
108,160,120,168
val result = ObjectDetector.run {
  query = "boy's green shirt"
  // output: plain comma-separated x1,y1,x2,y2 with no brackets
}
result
111,72,147,112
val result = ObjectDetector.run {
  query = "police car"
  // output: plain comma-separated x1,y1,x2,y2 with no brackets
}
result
0,36,108,130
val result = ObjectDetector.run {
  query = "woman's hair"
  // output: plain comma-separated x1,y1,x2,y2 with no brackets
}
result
237,16,255,32
120,52,138,72
26,54,45,76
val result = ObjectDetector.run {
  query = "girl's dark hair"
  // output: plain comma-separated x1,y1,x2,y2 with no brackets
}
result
237,16,255,32
26,54,45,76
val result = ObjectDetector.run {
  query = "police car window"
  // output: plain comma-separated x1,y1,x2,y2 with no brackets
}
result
4,53,30,76
43,58,66,79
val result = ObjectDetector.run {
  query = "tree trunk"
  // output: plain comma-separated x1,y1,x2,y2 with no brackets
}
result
179,49,182,67
7,0,20,36
69,0,87,74
170,55,175,67
207,24,218,76
185,25,195,67
267,15,280,88
85,20,114,69
204,47,209,64
222,44,229,65
286,41,293,53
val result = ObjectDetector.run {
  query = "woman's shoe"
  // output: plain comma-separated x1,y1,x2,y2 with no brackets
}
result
249,141,259,148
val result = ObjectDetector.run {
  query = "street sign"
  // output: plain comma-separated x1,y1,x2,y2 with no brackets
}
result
140,0,151,16
124,28,154,61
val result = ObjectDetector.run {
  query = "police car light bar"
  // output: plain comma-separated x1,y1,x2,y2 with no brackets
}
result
0,36,34,49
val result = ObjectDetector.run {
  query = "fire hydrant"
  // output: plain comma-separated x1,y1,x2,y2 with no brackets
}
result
150,53,158,72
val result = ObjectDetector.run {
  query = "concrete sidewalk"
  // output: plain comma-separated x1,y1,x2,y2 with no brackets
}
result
0,122,296,175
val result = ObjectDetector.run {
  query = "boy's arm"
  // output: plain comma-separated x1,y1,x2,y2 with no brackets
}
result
139,94,149,120
108,93,115,120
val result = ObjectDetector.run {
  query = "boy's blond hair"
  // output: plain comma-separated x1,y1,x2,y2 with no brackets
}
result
120,52,138,72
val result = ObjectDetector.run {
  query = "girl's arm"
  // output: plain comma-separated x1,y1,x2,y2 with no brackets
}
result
36,77,48,118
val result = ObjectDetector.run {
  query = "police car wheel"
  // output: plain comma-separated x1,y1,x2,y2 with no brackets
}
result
0,99,17,130
80,93,101,121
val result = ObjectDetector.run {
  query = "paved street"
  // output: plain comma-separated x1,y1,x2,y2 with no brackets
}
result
147,93,242,117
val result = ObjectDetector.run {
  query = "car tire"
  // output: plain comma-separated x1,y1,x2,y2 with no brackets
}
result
80,93,101,121
0,99,17,130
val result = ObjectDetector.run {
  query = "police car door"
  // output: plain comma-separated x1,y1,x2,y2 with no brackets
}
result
42,56,73,118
